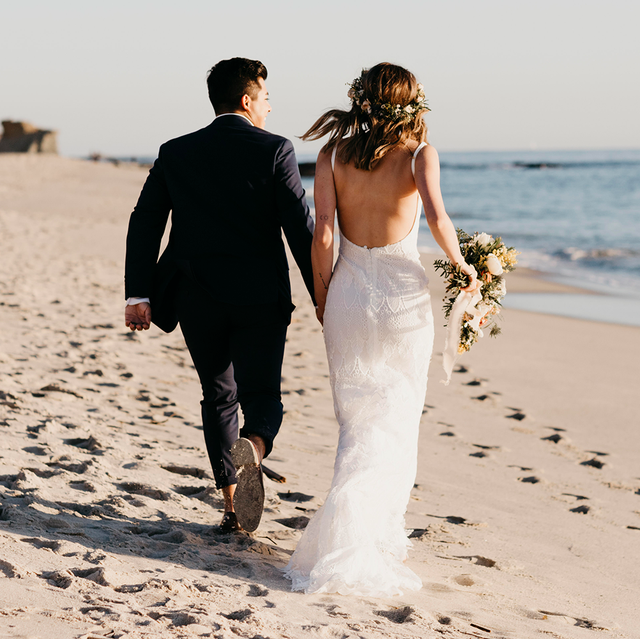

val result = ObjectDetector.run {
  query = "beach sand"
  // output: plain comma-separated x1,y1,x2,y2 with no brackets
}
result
1,155,638,638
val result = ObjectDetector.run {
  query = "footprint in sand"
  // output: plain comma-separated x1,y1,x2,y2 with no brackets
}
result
69,480,96,492
538,610,608,630
473,444,500,451
275,516,310,530
518,476,541,484
542,433,563,443
221,609,253,622
57,502,95,517
129,525,188,544
172,484,208,496
408,528,431,540
278,491,314,503
471,556,497,568
506,411,527,421
453,574,476,587
325,604,351,619
21,537,62,552
247,584,269,597
82,368,104,377
469,444,500,458
40,383,83,398
563,493,589,501
65,435,102,452
472,393,501,403
374,606,414,623
22,445,49,456
581,457,605,469
48,458,93,474
118,482,172,501
508,465,533,471
425,514,478,526
161,465,211,479
41,569,74,589
570,505,591,514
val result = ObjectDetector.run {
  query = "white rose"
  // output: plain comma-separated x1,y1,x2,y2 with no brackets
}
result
474,232,493,247
486,253,504,275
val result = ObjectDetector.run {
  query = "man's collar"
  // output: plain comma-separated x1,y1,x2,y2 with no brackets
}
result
215,113,254,127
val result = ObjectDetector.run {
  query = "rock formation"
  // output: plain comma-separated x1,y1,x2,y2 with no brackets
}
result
0,120,58,153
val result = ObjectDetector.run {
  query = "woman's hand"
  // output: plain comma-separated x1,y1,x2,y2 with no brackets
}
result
459,262,480,292
315,305,324,326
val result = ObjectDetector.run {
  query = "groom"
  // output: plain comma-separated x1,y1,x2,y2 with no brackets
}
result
124,57,315,532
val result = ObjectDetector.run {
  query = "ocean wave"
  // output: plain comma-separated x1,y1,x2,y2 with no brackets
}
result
555,247,640,262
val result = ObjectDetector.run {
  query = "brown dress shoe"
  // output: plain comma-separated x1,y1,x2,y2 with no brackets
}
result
219,511,242,532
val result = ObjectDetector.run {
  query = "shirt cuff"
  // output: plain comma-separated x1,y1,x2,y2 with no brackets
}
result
126,297,151,306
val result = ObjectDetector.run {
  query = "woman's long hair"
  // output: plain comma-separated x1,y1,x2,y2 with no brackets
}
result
301,63,429,171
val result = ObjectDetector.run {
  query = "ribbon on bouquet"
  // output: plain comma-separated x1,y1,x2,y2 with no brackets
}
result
441,288,483,385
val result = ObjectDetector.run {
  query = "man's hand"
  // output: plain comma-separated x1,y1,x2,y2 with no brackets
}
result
125,302,151,331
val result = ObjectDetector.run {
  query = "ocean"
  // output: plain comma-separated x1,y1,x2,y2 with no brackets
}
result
301,148,640,326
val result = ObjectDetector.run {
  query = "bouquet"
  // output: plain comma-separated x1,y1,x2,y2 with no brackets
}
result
434,229,519,383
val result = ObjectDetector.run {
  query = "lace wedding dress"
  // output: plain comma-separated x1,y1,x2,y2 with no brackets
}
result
284,143,434,597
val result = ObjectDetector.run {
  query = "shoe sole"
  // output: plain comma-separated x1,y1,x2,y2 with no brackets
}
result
230,438,264,533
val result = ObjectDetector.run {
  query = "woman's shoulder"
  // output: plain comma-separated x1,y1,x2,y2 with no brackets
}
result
412,142,439,166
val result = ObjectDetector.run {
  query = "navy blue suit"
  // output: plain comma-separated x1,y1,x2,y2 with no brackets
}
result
125,115,315,487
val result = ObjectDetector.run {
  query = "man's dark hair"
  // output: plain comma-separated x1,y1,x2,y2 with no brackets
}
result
207,58,268,114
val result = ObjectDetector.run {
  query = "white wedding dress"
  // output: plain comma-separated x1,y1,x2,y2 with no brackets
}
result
284,143,434,597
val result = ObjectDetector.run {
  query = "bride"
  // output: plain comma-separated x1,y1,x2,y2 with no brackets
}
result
284,63,479,597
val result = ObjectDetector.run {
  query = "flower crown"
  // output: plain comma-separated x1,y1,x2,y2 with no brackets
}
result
347,74,430,123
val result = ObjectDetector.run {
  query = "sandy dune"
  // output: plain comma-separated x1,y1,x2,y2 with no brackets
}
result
1,155,639,638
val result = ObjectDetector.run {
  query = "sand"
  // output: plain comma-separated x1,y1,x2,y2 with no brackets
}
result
0,154,639,639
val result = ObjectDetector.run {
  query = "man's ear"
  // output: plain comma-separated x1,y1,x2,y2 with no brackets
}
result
241,93,251,111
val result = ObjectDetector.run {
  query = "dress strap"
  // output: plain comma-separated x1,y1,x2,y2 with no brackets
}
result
331,146,337,173
411,142,428,177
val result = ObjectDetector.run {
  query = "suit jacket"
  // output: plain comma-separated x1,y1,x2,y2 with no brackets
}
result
124,115,315,332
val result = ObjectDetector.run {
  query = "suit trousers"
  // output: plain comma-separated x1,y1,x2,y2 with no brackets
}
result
176,277,288,489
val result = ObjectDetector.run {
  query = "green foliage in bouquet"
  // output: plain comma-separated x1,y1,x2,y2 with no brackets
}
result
434,229,519,353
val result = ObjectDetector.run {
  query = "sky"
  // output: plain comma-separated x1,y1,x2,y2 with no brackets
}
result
1,0,639,158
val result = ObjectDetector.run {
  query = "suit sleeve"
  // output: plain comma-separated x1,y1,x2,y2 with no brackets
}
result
273,139,316,305
124,147,172,299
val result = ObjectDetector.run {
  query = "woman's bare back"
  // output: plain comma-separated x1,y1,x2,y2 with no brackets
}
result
333,142,421,248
